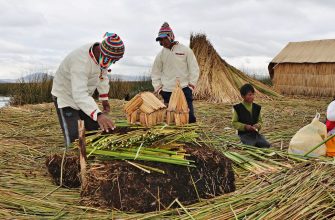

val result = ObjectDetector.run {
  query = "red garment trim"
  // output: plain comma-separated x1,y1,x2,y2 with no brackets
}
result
326,119,335,132
90,109,97,119
99,94,108,98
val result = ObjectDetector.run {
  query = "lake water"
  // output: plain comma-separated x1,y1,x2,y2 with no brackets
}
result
0,96,10,108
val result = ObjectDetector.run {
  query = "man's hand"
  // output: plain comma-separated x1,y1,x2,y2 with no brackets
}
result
102,100,110,113
245,124,257,132
253,124,260,132
154,85,162,95
97,113,115,132
188,83,195,91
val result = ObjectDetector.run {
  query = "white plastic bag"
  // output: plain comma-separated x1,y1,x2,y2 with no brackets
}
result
288,113,327,157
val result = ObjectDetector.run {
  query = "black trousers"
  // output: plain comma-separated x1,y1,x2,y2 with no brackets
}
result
160,87,196,123
238,132,271,148
53,97,99,147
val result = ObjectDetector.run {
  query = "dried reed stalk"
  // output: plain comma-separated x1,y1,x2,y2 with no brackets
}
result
78,120,87,189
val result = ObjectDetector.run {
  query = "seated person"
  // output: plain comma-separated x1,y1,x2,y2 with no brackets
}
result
232,83,271,148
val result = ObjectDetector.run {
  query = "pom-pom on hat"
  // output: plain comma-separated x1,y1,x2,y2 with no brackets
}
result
99,32,125,69
155,22,175,42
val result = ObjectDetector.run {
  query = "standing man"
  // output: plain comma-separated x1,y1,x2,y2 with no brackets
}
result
151,22,200,123
51,33,125,146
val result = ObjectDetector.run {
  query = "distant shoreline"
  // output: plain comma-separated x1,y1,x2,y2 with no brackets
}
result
0,96,10,108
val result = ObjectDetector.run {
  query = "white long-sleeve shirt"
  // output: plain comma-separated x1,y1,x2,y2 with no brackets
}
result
51,43,110,121
151,43,200,92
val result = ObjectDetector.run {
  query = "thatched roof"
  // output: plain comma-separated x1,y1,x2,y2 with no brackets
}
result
271,39,335,63
269,39,335,78
190,33,281,103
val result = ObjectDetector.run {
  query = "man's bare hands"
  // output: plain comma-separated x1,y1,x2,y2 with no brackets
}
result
97,113,115,132
102,100,110,113
154,85,162,95
245,124,258,132
188,83,195,91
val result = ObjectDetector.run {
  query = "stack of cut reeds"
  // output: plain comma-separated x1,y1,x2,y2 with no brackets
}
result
190,33,282,103
81,124,199,167
124,92,166,127
166,82,189,126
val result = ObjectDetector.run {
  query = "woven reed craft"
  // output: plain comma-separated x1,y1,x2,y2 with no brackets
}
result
124,92,166,127
166,82,189,126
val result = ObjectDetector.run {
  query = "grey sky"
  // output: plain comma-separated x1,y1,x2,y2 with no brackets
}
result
0,0,334,79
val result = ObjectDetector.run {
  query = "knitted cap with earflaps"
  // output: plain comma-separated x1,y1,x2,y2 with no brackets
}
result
99,32,125,69
155,22,175,42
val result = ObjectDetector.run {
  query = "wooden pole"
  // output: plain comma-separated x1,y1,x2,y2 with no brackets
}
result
78,120,87,188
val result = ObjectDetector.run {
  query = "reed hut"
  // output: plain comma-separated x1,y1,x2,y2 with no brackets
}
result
190,33,281,103
269,39,335,96
124,92,166,127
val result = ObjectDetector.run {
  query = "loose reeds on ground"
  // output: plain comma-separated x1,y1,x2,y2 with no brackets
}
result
144,162,335,219
0,97,334,218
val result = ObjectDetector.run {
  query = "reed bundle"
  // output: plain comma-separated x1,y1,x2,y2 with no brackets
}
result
166,82,189,125
190,33,282,103
78,125,199,166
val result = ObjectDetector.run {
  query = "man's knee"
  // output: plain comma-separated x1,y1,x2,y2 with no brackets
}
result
256,140,271,148
60,107,80,145
239,134,256,146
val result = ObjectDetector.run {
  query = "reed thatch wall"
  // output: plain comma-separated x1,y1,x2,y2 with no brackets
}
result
272,63,335,97
190,34,281,103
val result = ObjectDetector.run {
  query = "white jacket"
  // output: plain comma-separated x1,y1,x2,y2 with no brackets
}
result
151,43,200,92
51,43,109,121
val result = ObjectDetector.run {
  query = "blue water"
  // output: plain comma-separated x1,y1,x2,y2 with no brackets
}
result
0,96,10,108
